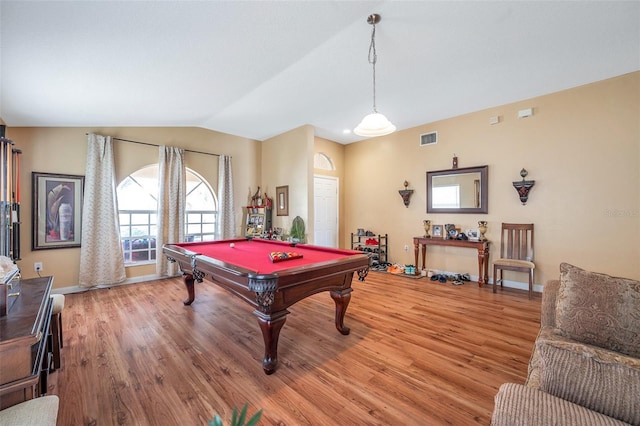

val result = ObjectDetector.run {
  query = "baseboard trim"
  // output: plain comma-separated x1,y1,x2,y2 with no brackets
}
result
51,273,181,295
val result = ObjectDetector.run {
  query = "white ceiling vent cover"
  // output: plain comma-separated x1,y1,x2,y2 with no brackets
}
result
420,131,438,146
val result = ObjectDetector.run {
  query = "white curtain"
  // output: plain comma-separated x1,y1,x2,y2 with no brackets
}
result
156,146,185,276
217,155,235,239
79,134,126,288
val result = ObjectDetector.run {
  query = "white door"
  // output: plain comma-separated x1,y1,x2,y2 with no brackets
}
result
313,176,338,247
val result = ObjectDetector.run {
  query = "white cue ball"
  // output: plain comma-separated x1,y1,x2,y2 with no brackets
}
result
230,243,235,248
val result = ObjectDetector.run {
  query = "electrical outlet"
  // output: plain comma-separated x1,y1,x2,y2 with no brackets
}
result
34,262,43,272
404,244,409,252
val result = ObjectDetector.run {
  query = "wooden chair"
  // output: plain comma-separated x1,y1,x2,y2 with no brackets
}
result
493,223,535,299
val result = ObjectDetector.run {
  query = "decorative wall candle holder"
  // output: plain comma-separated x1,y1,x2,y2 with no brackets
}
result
398,180,413,208
512,168,535,205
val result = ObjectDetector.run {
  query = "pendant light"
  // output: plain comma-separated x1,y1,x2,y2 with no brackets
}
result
354,14,396,137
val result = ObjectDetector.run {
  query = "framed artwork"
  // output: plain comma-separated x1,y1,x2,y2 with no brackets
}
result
32,172,84,250
432,224,443,238
276,185,289,216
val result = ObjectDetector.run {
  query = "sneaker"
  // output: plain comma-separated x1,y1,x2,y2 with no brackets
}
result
452,280,463,285
387,264,404,274
438,275,447,283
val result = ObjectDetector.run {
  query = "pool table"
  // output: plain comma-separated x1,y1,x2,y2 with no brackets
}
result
163,238,370,374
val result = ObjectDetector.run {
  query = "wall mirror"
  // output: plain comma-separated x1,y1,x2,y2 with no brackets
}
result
426,165,488,213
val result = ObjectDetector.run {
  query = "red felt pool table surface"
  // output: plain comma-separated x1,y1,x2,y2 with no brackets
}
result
171,238,361,275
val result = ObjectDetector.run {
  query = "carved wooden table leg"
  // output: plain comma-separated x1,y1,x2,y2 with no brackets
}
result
476,244,490,287
477,249,484,287
330,288,353,335
483,245,490,286
182,273,196,305
254,310,288,375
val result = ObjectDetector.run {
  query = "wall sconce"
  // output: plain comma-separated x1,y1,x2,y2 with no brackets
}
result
512,168,535,205
398,181,413,208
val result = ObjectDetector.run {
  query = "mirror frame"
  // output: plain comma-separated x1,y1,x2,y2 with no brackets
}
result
426,165,488,214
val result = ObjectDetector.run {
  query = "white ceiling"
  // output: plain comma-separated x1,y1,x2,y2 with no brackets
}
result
1,1,639,144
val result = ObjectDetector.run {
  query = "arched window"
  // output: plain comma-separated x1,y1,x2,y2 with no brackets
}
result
116,165,218,264
314,152,334,171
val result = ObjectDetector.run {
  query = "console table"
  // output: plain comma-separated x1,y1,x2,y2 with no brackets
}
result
413,237,490,286
0,276,53,409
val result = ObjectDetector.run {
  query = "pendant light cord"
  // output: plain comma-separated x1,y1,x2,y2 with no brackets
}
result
368,22,378,113
354,13,395,137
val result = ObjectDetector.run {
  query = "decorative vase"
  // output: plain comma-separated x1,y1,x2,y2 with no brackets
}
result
478,221,488,241
423,220,431,238
59,203,72,241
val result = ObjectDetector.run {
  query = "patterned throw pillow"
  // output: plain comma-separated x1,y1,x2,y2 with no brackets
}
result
556,262,640,358
537,337,640,425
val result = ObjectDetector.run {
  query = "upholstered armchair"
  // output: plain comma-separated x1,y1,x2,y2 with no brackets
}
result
0,395,59,425
492,263,640,426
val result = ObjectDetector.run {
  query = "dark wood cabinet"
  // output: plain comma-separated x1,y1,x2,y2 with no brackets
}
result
0,276,53,409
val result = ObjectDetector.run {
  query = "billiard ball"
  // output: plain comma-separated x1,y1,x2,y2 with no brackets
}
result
230,243,235,248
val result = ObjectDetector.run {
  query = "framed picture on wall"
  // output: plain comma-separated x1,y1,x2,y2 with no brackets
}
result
276,185,289,216
32,172,84,250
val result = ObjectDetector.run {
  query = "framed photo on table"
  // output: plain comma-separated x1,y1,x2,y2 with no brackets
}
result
32,172,84,250
276,185,289,216
432,224,443,238
466,229,480,241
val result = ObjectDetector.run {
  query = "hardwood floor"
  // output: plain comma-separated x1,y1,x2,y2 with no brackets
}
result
48,271,541,425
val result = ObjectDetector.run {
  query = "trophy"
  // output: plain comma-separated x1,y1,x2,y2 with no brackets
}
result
423,220,431,238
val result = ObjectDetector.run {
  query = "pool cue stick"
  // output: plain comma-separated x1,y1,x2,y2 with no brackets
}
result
0,139,6,255
12,149,21,260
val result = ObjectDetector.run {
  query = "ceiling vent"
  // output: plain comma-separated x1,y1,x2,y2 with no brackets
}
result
420,131,438,146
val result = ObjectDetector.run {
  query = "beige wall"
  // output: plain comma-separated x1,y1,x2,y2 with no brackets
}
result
261,125,314,238
6,126,260,290
344,71,640,287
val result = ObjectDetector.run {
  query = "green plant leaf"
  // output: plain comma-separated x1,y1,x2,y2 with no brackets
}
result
230,405,239,426
245,409,263,426
210,415,224,426
235,403,248,426
211,403,262,426
290,216,305,240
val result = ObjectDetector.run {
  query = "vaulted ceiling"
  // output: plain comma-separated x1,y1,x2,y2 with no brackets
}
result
1,1,638,144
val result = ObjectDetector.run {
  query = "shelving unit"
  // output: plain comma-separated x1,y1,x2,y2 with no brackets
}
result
244,205,272,237
351,232,388,265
